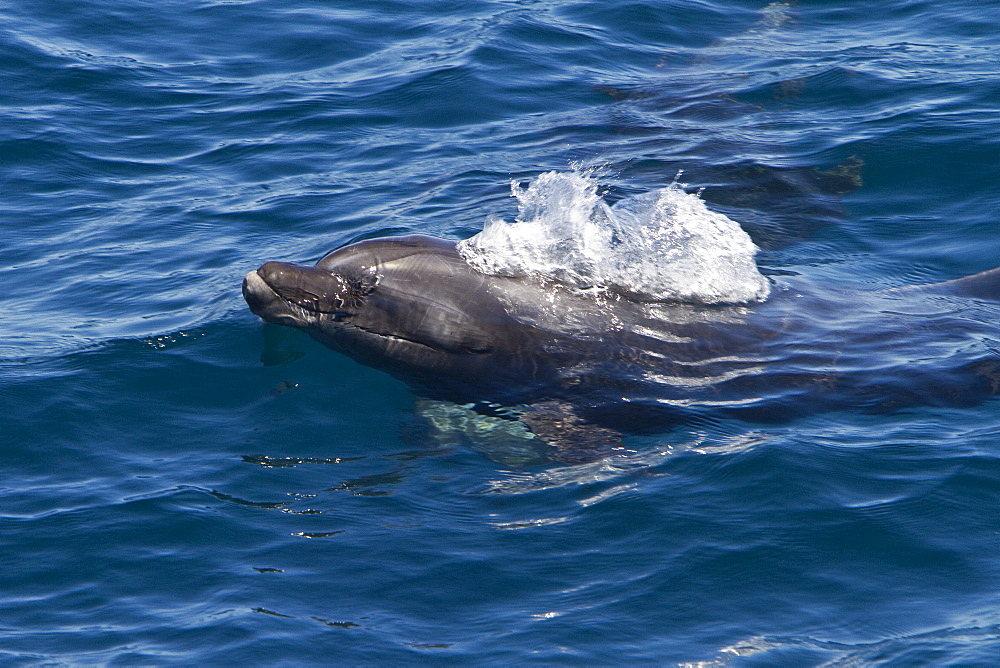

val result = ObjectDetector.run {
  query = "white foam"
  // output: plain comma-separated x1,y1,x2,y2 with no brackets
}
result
457,171,771,304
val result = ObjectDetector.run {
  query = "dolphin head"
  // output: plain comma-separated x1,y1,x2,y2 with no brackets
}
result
243,236,517,388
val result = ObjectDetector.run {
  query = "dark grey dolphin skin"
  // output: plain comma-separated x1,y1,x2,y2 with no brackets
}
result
244,234,1000,460
244,236,592,406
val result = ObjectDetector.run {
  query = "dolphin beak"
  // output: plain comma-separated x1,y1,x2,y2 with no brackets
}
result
243,268,308,327
244,260,366,326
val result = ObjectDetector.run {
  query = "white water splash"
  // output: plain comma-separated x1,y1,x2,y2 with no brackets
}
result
457,171,770,304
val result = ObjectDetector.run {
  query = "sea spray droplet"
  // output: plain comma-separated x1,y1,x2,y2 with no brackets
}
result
457,171,771,304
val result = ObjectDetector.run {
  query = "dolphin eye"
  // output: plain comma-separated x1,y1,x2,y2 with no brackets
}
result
465,345,492,355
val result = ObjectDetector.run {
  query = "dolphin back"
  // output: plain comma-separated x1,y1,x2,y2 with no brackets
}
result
930,266,1000,301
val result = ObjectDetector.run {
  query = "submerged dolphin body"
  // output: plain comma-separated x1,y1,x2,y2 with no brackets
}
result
243,234,1000,462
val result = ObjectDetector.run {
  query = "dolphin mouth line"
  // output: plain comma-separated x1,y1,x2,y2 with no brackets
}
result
351,324,439,352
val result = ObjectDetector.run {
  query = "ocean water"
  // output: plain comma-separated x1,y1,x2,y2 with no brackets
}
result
3,0,1000,664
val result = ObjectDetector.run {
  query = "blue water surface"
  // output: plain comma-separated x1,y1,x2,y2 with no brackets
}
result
3,0,1000,664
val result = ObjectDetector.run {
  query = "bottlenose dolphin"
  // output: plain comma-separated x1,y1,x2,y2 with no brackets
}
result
243,234,1000,462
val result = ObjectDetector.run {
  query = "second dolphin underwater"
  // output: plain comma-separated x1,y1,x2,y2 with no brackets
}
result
243,185,1000,464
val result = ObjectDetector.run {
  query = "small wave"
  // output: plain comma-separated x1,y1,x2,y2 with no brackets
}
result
457,171,770,304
